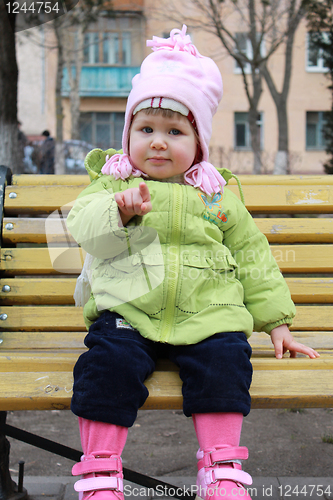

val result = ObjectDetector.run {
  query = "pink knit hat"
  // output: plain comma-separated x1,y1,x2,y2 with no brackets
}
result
102,25,226,195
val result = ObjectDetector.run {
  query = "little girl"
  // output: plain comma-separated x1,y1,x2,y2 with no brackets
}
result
67,25,319,500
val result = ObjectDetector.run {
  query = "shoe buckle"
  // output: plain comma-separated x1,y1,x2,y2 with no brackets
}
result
205,469,218,485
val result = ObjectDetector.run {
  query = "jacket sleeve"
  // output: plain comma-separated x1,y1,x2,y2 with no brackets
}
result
66,177,143,260
222,191,296,334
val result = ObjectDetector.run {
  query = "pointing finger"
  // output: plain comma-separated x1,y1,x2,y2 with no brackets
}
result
139,182,151,202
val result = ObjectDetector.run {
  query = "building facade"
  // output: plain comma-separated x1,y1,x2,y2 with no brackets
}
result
17,0,331,174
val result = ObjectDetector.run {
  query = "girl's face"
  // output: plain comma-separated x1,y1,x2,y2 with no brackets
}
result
129,110,198,180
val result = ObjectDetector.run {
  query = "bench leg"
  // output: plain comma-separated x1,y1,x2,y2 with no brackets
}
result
0,412,27,500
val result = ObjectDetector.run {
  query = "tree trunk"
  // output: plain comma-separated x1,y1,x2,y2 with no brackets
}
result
249,68,263,174
274,98,289,174
249,106,262,174
0,8,20,173
54,18,65,174
69,26,84,141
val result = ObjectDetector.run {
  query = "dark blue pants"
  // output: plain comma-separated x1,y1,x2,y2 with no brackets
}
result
71,312,252,427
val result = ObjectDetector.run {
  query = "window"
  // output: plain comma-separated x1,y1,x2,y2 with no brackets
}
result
234,33,264,74
80,112,125,150
234,112,263,150
83,15,142,66
84,31,131,65
307,32,329,72
306,112,329,149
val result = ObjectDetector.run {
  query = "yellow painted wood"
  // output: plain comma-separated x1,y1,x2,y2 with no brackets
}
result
0,352,81,371
0,372,74,411
0,247,85,275
0,305,331,332
249,330,333,351
5,184,333,216
12,174,333,187
0,331,86,349
4,217,332,245
2,277,332,306
0,306,85,331
270,245,333,273
1,245,333,275
4,185,86,215
0,353,331,410
0,356,332,411
226,184,333,213
255,218,333,243
292,306,333,331
11,174,89,186
2,218,77,245
228,175,333,185
0,330,331,354
0,278,77,305
285,277,333,303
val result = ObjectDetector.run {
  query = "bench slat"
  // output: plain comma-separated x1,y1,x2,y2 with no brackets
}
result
2,245,333,275
0,247,85,275
11,174,333,187
0,331,86,349
0,355,332,411
0,278,78,305
5,184,333,215
0,305,332,331
3,217,333,245
5,186,82,215
11,174,89,186
1,277,333,305
0,330,332,351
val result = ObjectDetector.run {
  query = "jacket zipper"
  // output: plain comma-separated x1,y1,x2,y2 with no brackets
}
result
160,183,183,342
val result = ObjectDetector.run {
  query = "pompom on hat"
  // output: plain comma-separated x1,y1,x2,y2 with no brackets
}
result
102,25,226,195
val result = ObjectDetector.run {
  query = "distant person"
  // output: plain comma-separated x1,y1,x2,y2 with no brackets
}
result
39,130,55,174
17,121,27,173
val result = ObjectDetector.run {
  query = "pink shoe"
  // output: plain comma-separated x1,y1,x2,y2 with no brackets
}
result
72,451,124,500
196,446,252,500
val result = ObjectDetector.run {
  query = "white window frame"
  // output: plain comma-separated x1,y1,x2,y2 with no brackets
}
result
306,32,329,73
234,112,264,150
306,111,329,150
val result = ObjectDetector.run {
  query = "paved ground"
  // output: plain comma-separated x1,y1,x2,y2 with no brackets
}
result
5,408,333,499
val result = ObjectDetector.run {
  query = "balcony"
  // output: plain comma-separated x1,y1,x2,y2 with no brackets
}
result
61,65,140,98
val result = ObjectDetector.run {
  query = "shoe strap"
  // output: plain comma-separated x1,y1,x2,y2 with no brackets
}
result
72,456,122,476
74,476,124,493
197,446,249,468
203,467,252,487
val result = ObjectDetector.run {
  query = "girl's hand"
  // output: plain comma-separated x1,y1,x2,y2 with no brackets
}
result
115,182,152,225
270,324,320,359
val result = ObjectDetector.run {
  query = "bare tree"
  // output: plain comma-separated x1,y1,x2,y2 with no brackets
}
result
262,0,310,173
50,0,111,172
0,5,19,173
152,0,308,174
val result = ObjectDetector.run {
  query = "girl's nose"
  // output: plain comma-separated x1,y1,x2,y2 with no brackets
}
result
150,133,167,150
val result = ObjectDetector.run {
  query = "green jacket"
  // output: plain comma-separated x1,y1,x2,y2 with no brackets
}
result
67,148,295,345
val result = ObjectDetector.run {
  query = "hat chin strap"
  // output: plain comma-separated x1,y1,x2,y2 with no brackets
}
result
101,154,226,196
184,161,226,195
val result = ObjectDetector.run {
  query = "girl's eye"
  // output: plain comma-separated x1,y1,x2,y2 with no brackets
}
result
169,129,181,136
142,126,153,133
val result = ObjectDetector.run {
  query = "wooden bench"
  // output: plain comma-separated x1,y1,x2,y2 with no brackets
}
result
0,166,333,498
